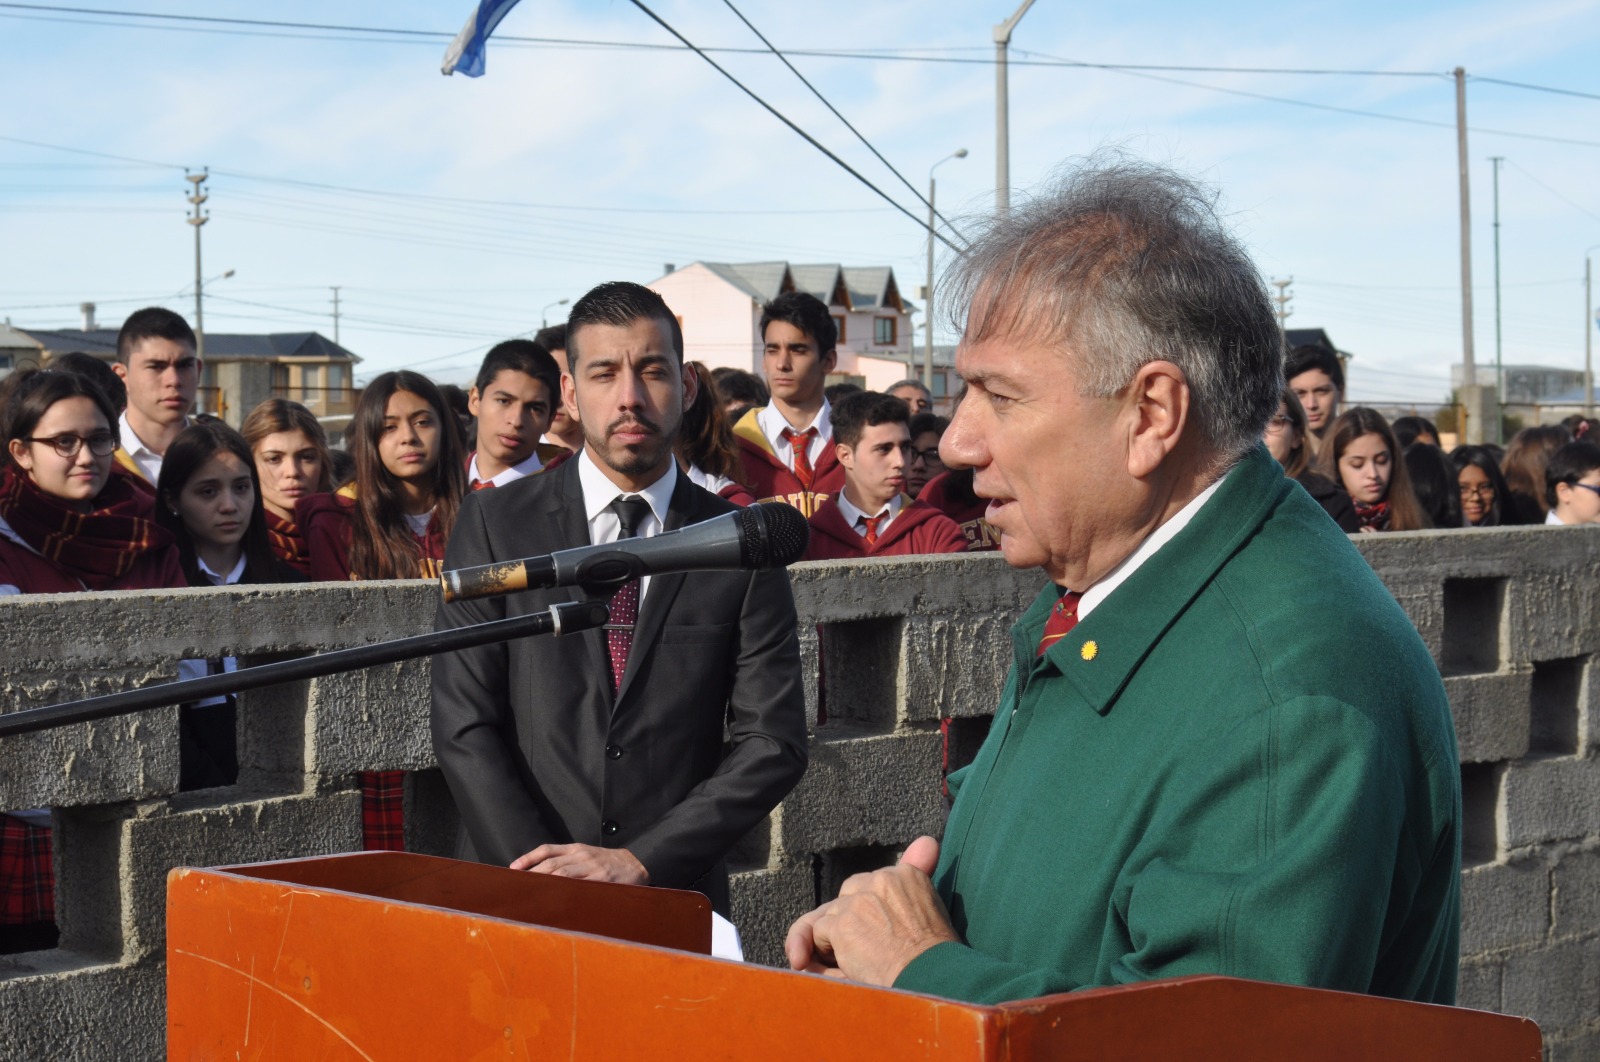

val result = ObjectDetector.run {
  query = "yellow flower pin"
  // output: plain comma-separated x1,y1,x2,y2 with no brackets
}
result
1080,640,1098,661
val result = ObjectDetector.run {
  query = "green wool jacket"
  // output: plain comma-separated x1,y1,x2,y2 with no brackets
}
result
894,445,1461,1006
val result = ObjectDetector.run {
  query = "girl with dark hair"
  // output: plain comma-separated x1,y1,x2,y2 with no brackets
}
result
1501,425,1571,524
0,370,184,953
1316,407,1429,532
295,371,466,853
676,362,755,505
155,421,301,790
1448,444,1520,527
241,398,332,575
1263,388,1359,532
298,370,467,582
1403,443,1462,529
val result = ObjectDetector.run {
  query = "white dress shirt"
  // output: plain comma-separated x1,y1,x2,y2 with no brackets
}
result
756,400,832,472
1546,509,1568,526
176,552,247,706
577,449,677,603
117,410,183,485
468,449,543,488
1075,473,1228,622
835,491,903,540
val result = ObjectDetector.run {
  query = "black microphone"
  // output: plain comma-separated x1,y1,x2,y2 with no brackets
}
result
439,501,811,603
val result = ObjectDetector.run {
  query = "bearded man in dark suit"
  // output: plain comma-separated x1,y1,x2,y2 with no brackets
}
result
431,281,808,913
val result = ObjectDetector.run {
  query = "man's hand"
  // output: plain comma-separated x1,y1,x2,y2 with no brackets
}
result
509,843,649,885
783,836,957,986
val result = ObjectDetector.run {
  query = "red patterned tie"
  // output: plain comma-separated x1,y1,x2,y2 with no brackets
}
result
606,497,653,695
471,479,494,491
1036,590,1083,657
781,427,818,490
861,514,882,548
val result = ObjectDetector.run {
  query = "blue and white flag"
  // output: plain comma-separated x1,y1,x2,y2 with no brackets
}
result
441,0,525,77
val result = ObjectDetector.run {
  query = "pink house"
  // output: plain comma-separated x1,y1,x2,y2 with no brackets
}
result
648,261,918,391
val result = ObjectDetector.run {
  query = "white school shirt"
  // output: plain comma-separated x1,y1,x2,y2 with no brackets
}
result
835,491,903,540
756,401,832,472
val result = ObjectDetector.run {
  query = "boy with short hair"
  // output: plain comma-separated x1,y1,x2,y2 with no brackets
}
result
533,323,583,453
734,291,846,515
1286,344,1344,447
803,391,966,560
466,340,566,489
111,306,200,484
1543,440,1600,525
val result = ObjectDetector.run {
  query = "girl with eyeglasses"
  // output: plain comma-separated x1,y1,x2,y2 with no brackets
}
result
1448,445,1522,528
1262,387,1359,533
0,369,184,954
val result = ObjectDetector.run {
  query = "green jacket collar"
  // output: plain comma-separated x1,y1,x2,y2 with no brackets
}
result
1011,444,1291,716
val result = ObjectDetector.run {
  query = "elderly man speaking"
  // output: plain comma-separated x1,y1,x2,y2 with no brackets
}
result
785,158,1460,1005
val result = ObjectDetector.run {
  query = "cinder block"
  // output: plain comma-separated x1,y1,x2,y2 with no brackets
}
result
1444,672,1533,764
1551,847,1600,941
119,789,364,962
777,729,945,857
791,553,1035,624
729,860,815,968
1514,569,1600,665
0,961,162,1062
1460,858,1549,956
1500,756,1600,850
1455,958,1502,1013
0,681,180,809
900,614,1016,723
306,658,435,776
1501,938,1600,1039
1547,1026,1600,1062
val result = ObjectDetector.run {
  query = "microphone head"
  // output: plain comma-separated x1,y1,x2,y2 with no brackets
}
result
740,502,809,568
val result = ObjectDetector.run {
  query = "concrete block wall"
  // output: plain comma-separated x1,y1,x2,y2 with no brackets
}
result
1,528,1598,1058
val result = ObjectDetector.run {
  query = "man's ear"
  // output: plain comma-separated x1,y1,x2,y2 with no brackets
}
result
822,347,838,374
681,360,699,410
1124,360,1190,479
466,387,482,418
111,361,129,382
834,441,855,472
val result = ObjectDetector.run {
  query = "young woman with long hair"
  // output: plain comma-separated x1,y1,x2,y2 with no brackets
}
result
295,371,466,852
1501,425,1572,524
1262,387,1358,533
155,421,301,790
1316,407,1428,532
1449,444,1520,528
0,369,184,952
240,398,332,575
299,370,467,582
676,362,755,505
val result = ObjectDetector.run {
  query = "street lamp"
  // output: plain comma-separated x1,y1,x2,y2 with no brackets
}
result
542,298,569,328
994,0,1037,216
925,149,968,390
1586,245,1600,420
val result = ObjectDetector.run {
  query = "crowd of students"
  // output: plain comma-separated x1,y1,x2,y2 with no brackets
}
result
1275,344,1600,533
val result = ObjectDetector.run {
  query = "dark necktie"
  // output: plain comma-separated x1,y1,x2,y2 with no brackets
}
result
1036,590,1083,657
781,426,818,489
606,496,653,695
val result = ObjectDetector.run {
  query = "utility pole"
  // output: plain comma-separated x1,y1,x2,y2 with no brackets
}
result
993,0,1036,217
1271,277,1293,359
1490,155,1504,442
926,149,968,389
1586,246,1598,420
331,286,342,345
186,169,210,360
1455,68,1479,441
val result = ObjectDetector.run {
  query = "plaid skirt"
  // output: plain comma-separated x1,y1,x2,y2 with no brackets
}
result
0,813,54,925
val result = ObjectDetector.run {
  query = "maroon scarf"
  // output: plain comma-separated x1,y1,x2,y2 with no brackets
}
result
1353,499,1391,532
265,509,312,574
0,464,174,589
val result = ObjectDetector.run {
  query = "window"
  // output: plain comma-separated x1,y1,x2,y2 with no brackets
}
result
272,364,290,391
328,362,347,396
301,363,323,402
832,314,846,343
874,317,897,345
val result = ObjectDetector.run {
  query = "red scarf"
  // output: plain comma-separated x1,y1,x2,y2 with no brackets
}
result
1354,499,1391,532
265,509,312,574
0,464,174,589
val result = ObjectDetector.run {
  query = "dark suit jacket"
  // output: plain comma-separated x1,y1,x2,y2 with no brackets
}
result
430,457,808,911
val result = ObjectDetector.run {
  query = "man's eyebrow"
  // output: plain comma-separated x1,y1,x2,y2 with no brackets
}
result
962,368,1025,392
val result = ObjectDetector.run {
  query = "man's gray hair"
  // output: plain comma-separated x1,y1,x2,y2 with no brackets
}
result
945,154,1283,461
886,379,932,396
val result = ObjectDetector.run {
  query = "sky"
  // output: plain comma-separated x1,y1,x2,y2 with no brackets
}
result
2,0,1598,406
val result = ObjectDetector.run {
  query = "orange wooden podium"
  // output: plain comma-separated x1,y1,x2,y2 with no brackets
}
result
167,852,1541,1061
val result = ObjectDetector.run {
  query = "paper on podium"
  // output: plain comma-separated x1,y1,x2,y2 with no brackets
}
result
712,911,743,961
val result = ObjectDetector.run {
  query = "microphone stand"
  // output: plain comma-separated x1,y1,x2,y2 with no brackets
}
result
0,599,609,739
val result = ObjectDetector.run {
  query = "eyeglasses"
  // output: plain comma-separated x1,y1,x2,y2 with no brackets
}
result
22,432,118,458
1264,414,1295,434
909,447,943,465
1572,482,1600,498
1458,484,1496,499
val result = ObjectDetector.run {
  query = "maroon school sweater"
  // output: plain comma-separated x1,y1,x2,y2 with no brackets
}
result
803,496,968,561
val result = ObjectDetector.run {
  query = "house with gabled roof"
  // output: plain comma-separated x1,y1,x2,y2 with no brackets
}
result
12,323,361,428
649,261,917,391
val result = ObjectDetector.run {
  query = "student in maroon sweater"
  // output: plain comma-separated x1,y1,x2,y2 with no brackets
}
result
733,292,846,515
804,391,967,560
0,369,183,953
242,398,333,575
